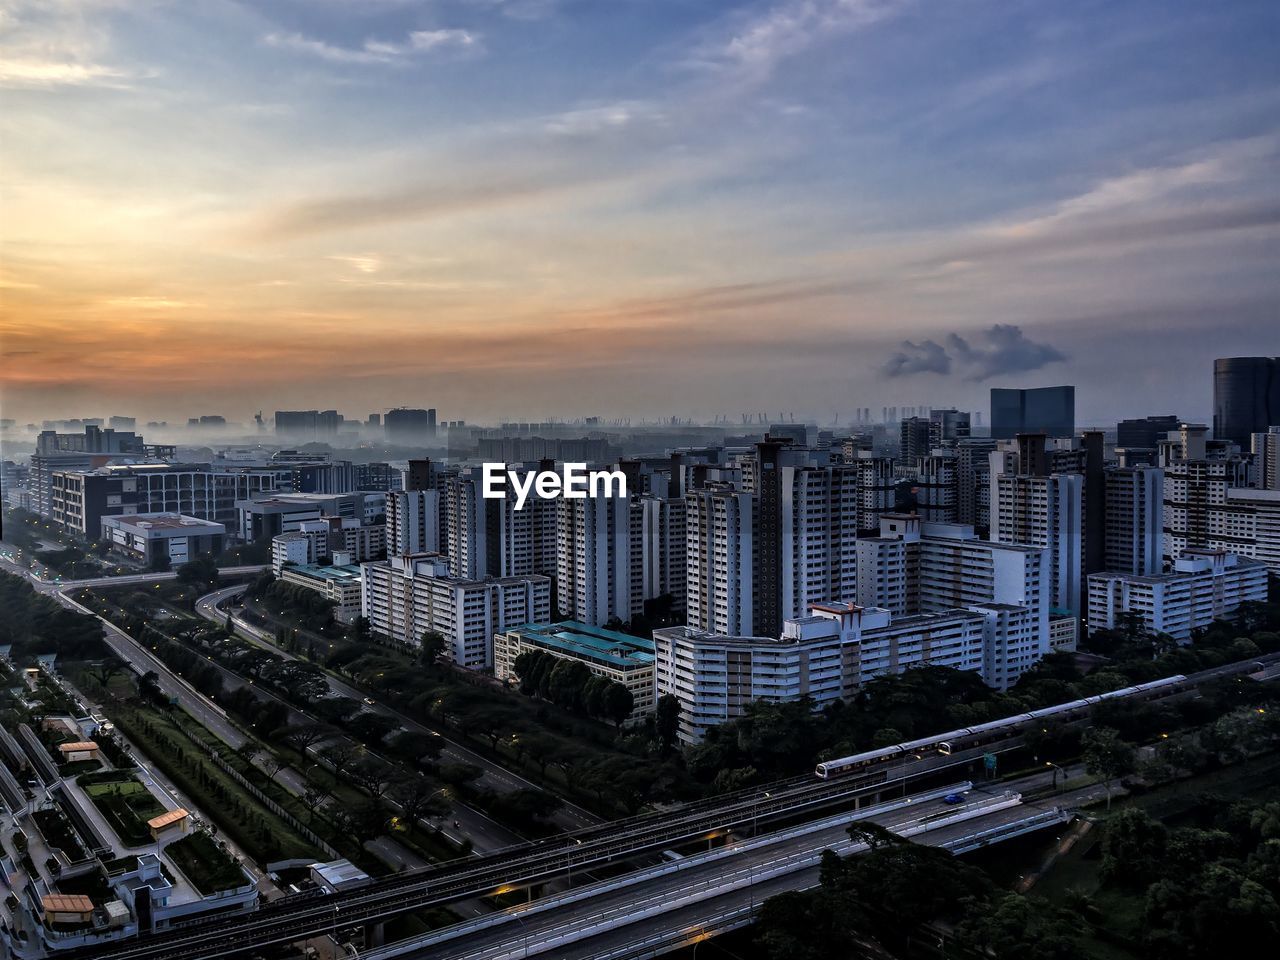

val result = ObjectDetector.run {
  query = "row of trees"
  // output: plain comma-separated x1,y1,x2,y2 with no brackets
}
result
511,650,635,728
0,571,106,661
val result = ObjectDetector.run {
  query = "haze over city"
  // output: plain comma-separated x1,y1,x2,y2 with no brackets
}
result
3,0,1279,425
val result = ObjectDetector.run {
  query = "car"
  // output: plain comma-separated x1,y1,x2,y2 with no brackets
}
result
943,793,965,805
363,697,376,706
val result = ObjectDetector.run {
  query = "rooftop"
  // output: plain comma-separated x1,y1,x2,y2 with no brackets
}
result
103,512,224,532
510,621,655,668
147,808,189,830
42,894,94,914
57,741,98,752
284,563,363,583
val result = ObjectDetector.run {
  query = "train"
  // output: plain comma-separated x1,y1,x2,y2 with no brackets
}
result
814,673,1201,779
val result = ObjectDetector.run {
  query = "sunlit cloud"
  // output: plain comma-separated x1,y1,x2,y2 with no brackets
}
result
263,28,481,65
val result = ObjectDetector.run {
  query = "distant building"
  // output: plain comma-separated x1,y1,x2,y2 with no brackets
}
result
1213,357,1280,447
274,410,342,439
1116,415,1180,451
385,408,437,445
989,386,1075,439
100,514,226,566
494,621,655,721
235,492,368,541
1087,549,1268,642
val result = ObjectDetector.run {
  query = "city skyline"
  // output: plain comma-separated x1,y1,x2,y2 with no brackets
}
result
3,0,1279,424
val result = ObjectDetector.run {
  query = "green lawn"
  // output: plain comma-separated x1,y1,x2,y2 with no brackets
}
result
84,778,166,847
108,702,321,865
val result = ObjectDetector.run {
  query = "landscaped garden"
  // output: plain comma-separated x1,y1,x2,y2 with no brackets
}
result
165,832,250,895
83,777,166,847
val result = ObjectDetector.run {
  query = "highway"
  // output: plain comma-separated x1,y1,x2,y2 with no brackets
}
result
195,582,601,833
373,782,1064,960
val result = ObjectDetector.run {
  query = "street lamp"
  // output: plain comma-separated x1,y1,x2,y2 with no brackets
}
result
1044,761,1064,793
752,791,772,838
566,835,583,888
512,909,530,959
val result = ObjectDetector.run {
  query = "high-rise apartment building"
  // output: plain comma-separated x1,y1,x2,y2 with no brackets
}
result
1162,457,1250,563
899,417,934,464
1103,466,1164,576
1254,427,1280,491
1213,357,1280,447
990,462,1084,615
360,553,550,668
386,489,440,556
555,490,632,626
685,484,754,636
912,452,958,524
779,458,860,623
637,494,687,618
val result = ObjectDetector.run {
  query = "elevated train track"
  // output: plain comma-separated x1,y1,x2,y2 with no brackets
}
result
49,652,1280,960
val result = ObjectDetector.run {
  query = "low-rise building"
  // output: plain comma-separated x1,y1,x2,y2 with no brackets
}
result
100,513,226,567
1087,548,1268,642
493,621,656,720
278,563,364,622
653,599,1029,744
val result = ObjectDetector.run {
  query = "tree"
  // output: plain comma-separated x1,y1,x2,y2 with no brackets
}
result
352,759,396,799
300,785,328,822
320,742,359,780
419,631,446,668
281,722,334,756
394,776,450,824
260,754,285,785
92,655,128,689
600,682,635,729
1082,726,1135,811
176,554,220,588
655,694,681,753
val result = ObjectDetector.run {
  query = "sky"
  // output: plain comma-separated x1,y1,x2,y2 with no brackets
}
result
1,0,1278,428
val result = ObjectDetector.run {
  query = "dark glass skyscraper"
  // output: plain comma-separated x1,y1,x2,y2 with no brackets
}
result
1116,415,1180,450
990,386,1075,439
1214,357,1280,447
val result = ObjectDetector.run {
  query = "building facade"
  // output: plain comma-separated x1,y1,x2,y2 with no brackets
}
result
1087,549,1268,642
360,553,551,668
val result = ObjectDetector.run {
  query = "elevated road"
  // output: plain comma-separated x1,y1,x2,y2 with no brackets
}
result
370,784,1067,960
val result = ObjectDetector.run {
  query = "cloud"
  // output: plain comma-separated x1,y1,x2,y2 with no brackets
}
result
0,59,131,88
689,0,910,86
881,338,950,376
883,324,1065,380
263,28,480,65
